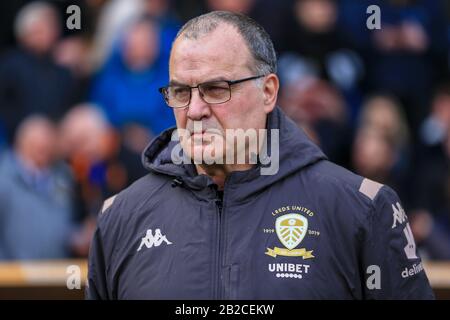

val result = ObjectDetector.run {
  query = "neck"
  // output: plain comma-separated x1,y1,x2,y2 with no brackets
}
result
196,163,254,190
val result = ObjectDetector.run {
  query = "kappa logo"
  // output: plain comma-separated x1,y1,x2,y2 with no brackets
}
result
265,212,314,259
390,202,418,260
137,228,172,252
392,202,407,229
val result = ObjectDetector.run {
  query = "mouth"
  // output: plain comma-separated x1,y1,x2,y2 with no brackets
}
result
188,130,207,144
188,129,223,146
190,129,206,137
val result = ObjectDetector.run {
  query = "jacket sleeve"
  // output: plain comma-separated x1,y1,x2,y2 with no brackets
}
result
85,225,109,300
360,184,435,299
85,195,118,300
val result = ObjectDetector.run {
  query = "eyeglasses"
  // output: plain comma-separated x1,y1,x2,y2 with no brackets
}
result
158,75,265,109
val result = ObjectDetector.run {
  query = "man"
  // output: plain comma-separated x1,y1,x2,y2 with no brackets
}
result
87,11,434,299
0,1,75,144
90,16,176,136
0,115,75,259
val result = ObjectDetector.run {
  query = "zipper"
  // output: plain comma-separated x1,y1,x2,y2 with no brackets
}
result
214,189,224,299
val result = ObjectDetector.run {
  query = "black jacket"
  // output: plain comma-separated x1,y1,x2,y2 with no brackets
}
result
87,107,434,299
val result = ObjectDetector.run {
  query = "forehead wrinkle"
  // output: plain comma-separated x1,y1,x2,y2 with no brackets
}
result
169,75,234,87
169,25,253,85
170,55,241,86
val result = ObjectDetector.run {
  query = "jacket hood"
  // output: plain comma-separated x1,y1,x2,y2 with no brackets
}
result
142,106,327,200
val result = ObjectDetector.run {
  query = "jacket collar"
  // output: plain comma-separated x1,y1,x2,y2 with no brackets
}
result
142,106,327,198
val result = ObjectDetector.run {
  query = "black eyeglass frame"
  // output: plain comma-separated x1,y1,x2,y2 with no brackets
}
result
158,74,266,108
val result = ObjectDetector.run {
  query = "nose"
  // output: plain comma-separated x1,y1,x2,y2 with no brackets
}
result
186,88,211,121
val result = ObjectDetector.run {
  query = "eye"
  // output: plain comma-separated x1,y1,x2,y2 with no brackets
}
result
206,86,227,91
202,82,229,95
170,86,190,97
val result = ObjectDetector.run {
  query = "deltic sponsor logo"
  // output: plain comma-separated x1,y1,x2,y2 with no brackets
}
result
401,262,424,279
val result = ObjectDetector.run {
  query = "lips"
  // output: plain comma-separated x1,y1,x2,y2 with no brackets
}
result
190,129,206,136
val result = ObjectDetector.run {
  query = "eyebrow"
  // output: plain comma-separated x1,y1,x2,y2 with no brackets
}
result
169,76,229,86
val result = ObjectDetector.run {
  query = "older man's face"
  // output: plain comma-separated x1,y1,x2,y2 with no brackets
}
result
169,24,273,164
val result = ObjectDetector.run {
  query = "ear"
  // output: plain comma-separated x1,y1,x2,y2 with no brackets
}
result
262,74,279,114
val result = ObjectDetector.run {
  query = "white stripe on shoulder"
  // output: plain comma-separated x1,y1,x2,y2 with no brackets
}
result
101,195,117,214
358,178,383,200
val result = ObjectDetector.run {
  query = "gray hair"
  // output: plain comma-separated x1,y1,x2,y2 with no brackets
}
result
174,11,277,75
14,1,59,38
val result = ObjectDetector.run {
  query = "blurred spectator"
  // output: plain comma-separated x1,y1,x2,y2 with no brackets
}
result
358,94,410,152
0,1,75,144
91,0,180,70
352,128,406,198
280,0,343,56
59,104,148,255
90,0,145,70
352,94,410,202
419,83,450,148
340,0,448,132
246,0,294,53
279,76,351,166
143,0,182,59
0,115,76,260
414,84,450,214
176,0,293,54
60,104,119,216
90,16,175,136
353,127,394,177
277,0,364,121
409,209,450,260
54,35,94,105
59,104,118,256
350,93,450,259
51,0,113,106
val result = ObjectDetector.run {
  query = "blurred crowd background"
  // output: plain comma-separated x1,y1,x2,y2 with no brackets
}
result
0,0,450,262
